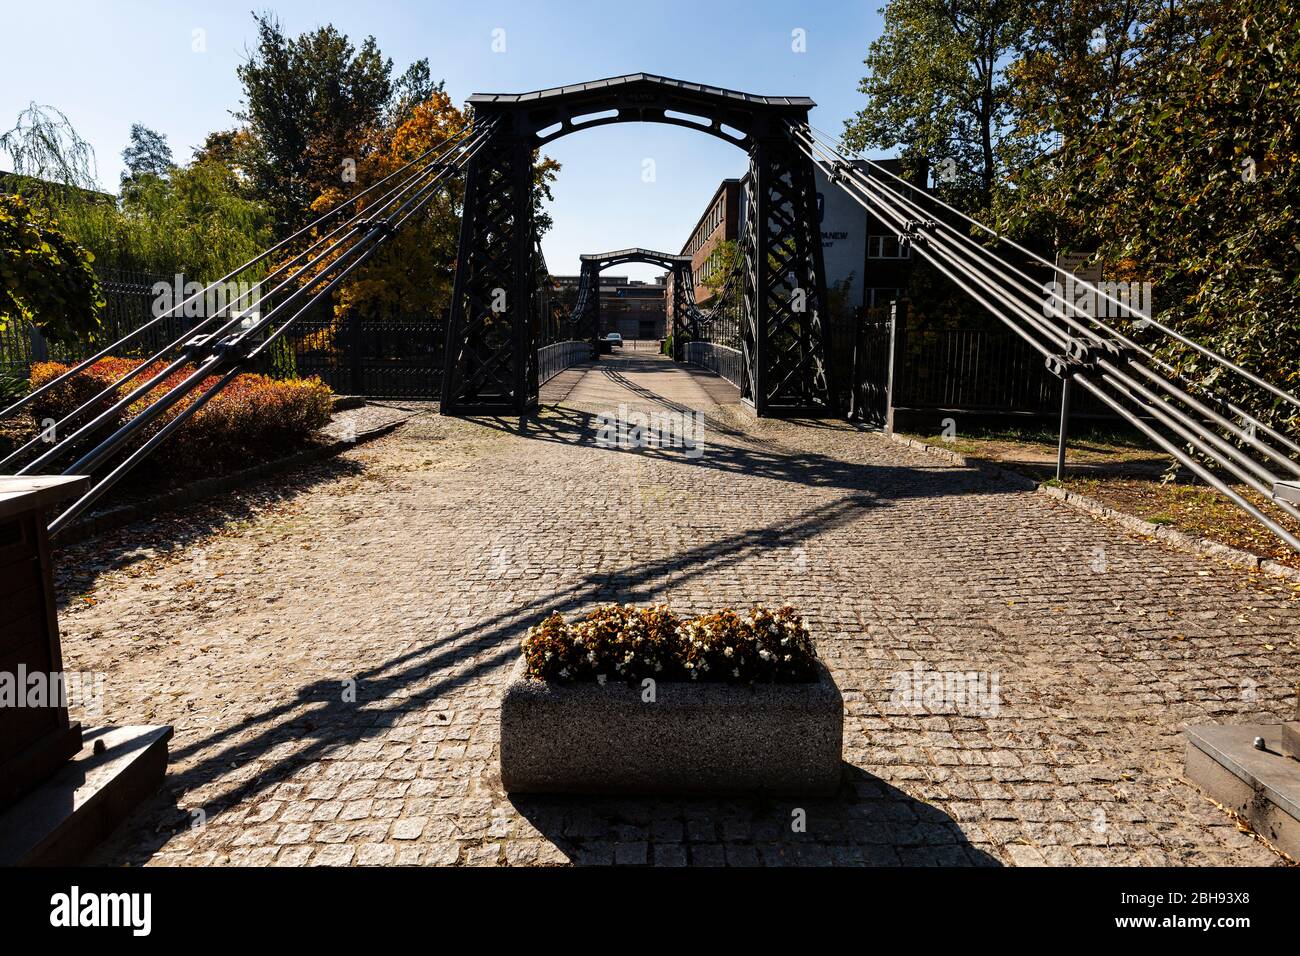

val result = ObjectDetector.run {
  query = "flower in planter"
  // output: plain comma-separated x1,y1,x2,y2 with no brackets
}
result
521,603,819,683
679,605,818,683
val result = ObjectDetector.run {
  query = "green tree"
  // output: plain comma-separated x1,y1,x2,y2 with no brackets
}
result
842,0,1028,210
120,123,175,201
0,193,102,343
389,58,442,126
1022,0,1300,410
0,102,98,193
995,0,1165,244
121,124,173,181
235,13,394,234
62,155,274,280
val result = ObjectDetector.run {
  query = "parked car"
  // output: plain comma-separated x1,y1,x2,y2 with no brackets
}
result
604,332,623,348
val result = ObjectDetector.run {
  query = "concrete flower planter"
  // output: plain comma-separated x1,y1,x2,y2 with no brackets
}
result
500,657,843,795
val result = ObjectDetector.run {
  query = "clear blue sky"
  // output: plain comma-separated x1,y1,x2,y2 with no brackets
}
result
1,0,888,280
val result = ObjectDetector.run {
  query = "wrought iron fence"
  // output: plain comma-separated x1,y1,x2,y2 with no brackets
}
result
264,305,446,400
846,313,894,424
1,268,183,377
684,341,743,388
843,302,1111,425
896,325,1063,412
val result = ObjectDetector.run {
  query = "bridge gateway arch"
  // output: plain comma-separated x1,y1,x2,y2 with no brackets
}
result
440,73,834,417
572,247,695,353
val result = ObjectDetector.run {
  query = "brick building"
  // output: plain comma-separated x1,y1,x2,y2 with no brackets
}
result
669,160,921,323
549,273,667,341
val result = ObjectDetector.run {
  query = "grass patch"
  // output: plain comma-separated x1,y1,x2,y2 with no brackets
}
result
1063,477,1300,570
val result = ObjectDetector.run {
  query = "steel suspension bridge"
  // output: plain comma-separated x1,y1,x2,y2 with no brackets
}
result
1,73,1297,552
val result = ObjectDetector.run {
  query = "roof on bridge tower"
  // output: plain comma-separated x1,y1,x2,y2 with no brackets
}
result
580,247,692,264
466,73,816,109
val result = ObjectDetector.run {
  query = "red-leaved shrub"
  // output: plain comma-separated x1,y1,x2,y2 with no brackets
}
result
25,358,333,477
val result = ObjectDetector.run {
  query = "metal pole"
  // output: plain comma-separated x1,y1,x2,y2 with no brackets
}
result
1057,375,1072,481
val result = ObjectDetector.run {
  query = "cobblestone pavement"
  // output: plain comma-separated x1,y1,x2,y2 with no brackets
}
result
58,354,1300,866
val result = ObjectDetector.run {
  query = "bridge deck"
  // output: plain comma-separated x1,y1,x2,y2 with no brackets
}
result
55,350,1300,868
541,350,739,409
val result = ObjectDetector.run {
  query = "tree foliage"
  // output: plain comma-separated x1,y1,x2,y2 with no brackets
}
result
845,0,1300,412
1017,0,1300,404
235,13,395,234
0,102,98,192
59,155,274,280
121,124,174,185
0,193,102,343
843,0,1028,207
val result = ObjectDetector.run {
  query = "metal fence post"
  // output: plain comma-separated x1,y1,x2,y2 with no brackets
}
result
348,312,363,396
1056,375,1072,480
29,325,49,363
885,299,908,434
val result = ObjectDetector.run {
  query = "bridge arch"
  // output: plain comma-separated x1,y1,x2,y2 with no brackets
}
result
442,73,833,417
571,248,696,352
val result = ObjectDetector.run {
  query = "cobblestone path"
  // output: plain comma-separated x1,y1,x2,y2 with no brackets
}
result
58,353,1300,866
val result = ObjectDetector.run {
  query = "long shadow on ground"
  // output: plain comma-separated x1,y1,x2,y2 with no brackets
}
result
83,395,1027,866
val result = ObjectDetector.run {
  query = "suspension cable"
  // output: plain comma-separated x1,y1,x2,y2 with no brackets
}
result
1,122,483,424
805,122,1300,414
17,122,494,477
790,122,1300,548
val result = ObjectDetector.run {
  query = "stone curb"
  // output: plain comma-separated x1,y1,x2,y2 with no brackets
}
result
887,431,1300,584
56,416,411,548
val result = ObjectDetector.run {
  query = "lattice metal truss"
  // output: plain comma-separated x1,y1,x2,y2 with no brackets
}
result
575,247,693,356
741,136,834,415
441,134,537,413
670,267,698,358
572,263,601,344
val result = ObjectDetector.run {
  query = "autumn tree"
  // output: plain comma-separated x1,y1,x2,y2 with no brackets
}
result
293,90,559,325
235,13,394,234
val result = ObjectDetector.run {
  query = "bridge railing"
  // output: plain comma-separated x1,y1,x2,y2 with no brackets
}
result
684,340,742,388
538,340,591,385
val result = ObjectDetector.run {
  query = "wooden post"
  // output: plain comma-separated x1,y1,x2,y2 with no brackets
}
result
0,475,89,809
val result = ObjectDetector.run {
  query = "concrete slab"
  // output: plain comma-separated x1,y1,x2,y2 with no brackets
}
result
1185,724,1300,860
0,724,172,866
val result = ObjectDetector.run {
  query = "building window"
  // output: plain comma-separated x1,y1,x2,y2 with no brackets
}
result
868,235,911,259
